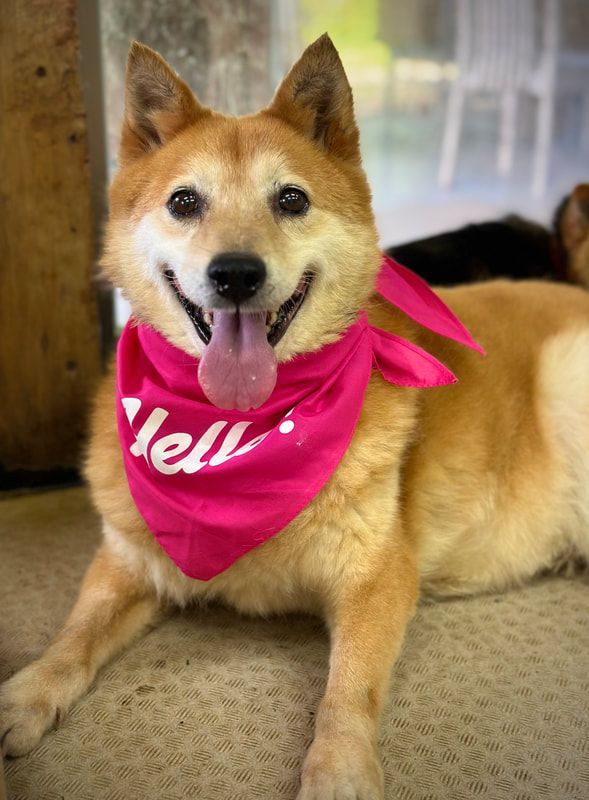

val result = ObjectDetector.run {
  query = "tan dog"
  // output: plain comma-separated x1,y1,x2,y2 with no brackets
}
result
559,183,589,288
2,35,589,800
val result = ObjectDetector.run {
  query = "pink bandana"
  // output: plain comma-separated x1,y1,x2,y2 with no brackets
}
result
116,256,482,580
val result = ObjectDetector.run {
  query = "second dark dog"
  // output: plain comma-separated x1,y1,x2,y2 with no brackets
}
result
387,185,589,289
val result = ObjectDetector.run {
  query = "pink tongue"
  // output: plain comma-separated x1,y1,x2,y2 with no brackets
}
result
198,311,277,411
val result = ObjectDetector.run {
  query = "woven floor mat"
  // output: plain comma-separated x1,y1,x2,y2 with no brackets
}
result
1,488,588,800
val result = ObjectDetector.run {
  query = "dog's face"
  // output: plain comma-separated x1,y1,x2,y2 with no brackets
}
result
559,184,589,289
103,35,380,410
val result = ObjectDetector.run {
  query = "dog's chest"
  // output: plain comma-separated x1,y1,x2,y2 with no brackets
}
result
104,374,418,613
178,383,416,613
206,471,402,614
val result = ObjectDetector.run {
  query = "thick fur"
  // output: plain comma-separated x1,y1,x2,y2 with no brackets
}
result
386,192,589,289
2,36,589,800
387,215,557,286
557,183,589,288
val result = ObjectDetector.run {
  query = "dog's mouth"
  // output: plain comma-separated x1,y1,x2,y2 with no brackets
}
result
163,268,314,347
163,268,314,411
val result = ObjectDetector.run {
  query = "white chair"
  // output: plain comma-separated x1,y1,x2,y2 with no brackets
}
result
438,0,588,196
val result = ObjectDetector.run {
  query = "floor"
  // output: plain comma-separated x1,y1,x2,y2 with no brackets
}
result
1,487,588,800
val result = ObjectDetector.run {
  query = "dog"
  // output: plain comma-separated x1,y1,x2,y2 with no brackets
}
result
1,35,589,800
386,187,589,289
555,184,589,288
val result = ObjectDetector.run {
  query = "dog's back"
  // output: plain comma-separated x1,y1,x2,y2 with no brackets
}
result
369,278,589,596
386,216,556,286
386,186,589,291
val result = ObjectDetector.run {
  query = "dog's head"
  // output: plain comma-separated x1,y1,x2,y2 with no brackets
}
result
103,35,380,409
556,184,589,289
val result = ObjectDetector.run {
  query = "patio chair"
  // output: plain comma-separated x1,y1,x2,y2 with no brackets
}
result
438,0,588,195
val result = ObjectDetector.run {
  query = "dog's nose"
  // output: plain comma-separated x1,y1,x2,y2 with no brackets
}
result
207,252,266,306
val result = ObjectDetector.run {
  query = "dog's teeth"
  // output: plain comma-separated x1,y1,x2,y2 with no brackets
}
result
266,311,278,334
203,311,213,327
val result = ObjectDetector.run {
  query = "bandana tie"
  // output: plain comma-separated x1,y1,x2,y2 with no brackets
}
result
116,256,483,580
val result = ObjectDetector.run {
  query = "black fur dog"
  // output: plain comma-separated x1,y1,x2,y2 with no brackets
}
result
386,187,589,289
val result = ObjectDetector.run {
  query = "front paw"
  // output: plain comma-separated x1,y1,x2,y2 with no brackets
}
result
0,665,63,757
297,737,384,800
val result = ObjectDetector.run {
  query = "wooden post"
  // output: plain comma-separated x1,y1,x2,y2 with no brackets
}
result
0,0,102,473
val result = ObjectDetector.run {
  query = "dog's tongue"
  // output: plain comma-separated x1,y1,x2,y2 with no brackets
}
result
198,311,277,411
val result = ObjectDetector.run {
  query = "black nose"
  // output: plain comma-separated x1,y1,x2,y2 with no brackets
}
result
207,252,266,306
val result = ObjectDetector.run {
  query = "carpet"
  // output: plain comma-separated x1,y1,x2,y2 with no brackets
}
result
1,488,588,800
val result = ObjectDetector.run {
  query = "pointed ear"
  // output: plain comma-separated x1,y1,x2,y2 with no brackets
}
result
120,42,210,162
265,34,361,163
559,184,589,253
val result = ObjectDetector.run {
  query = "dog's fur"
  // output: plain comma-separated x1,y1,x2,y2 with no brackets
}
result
387,215,558,286
556,183,589,288
2,36,589,799
386,188,589,290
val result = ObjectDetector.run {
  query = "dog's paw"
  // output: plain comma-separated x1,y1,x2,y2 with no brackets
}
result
0,665,63,757
297,737,384,800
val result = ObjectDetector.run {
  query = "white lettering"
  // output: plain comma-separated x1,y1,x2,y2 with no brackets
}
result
176,421,228,474
150,432,193,474
121,397,142,424
123,399,169,460
121,397,296,476
209,422,255,466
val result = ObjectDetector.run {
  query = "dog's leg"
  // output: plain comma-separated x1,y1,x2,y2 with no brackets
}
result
298,541,418,800
0,542,159,757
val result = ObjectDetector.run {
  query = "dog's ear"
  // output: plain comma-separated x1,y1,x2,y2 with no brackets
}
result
560,184,589,253
265,34,360,163
120,42,210,162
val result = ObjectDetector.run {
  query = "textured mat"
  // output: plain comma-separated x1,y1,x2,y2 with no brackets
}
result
1,488,588,800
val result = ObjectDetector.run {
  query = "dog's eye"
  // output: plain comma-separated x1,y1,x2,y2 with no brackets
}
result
278,187,309,215
168,189,201,218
